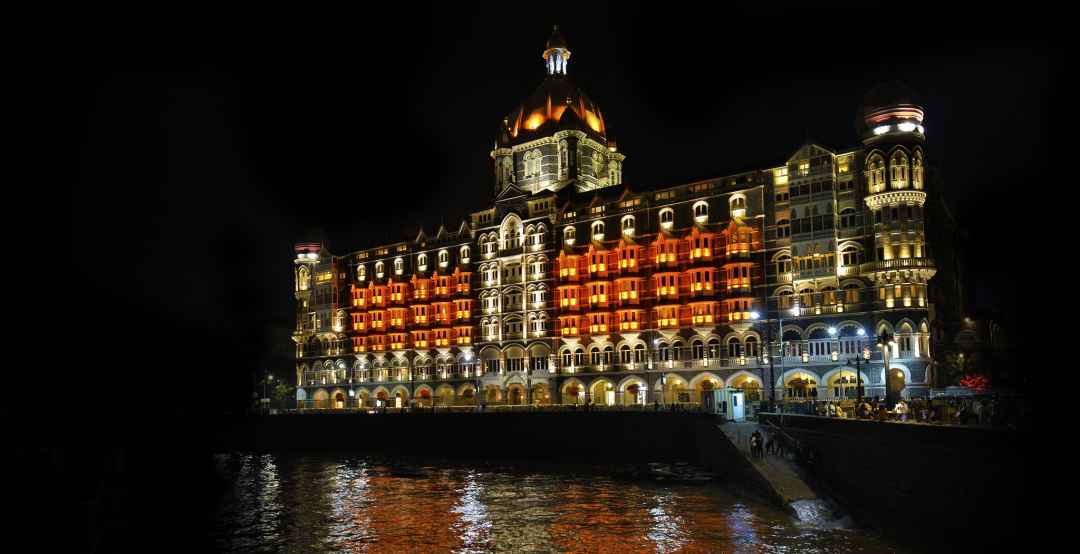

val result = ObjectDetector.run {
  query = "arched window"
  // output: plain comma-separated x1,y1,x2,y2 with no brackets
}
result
671,341,683,360
394,257,404,275
838,208,858,229
558,140,568,178
841,245,861,267
912,150,924,189
591,347,602,366
727,337,740,358
693,201,709,223
620,345,632,364
591,221,605,239
603,345,614,365
376,261,385,277
609,163,621,185
729,195,747,217
658,342,670,361
843,283,860,303
438,250,448,267
621,215,635,235
500,157,513,185
634,344,646,363
891,151,909,189
297,266,310,291
777,219,790,238
692,340,705,360
417,253,428,270
778,289,794,310
564,226,576,244
707,338,720,359
866,154,886,193
659,208,674,228
745,336,759,357
460,245,470,263
524,149,541,178
775,254,792,276
574,348,585,366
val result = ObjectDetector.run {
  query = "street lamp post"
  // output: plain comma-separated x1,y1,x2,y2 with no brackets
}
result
877,330,897,406
847,328,870,405
652,338,661,405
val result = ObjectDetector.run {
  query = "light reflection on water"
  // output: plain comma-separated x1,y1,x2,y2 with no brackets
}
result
212,453,907,553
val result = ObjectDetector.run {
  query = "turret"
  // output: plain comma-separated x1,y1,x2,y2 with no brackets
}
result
859,84,934,309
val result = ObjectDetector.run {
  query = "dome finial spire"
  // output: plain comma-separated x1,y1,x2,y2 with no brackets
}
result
543,26,570,76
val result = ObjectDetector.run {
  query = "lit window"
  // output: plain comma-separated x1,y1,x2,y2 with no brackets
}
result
693,201,709,223
524,149,541,178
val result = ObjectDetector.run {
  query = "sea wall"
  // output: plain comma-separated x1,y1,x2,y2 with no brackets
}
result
758,414,1029,550
212,411,706,463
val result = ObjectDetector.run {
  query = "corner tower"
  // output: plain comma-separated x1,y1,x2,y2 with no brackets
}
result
859,83,935,311
492,26,625,197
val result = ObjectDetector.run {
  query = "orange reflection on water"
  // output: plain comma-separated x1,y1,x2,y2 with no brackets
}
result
346,468,467,553
550,482,654,553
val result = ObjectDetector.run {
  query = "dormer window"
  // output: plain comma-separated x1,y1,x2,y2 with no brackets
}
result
659,208,674,230
693,201,709,224
729,195,747,218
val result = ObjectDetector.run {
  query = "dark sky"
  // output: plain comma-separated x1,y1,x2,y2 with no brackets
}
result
71,6,1054,413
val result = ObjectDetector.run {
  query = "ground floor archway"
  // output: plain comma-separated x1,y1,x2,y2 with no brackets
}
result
590,379,615,406
506,383,526,405
417,387,432,408
784,372,818,400
531,383,551,405
659,375,689,404
436,385,455,406
886,366,906,405
561,380,584,404
728,372,763,402
484,384,502,404
312,389,329,409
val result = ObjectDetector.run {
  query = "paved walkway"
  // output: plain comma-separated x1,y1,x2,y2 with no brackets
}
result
719,421,817,505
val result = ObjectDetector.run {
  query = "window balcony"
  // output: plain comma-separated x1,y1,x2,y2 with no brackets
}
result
859,258,936,273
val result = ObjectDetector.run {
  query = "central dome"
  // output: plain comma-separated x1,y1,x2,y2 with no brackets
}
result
496,27,608,148
498,76,607,147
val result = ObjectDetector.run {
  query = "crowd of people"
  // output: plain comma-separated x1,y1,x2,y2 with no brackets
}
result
799,395,1011,426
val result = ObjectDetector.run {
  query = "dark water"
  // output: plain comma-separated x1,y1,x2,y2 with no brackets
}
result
212,453,908,553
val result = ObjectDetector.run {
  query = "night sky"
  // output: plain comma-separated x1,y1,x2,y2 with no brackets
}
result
71,7,1054,414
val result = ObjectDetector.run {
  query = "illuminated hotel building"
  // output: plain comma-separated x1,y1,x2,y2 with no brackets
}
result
292,29,938,409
